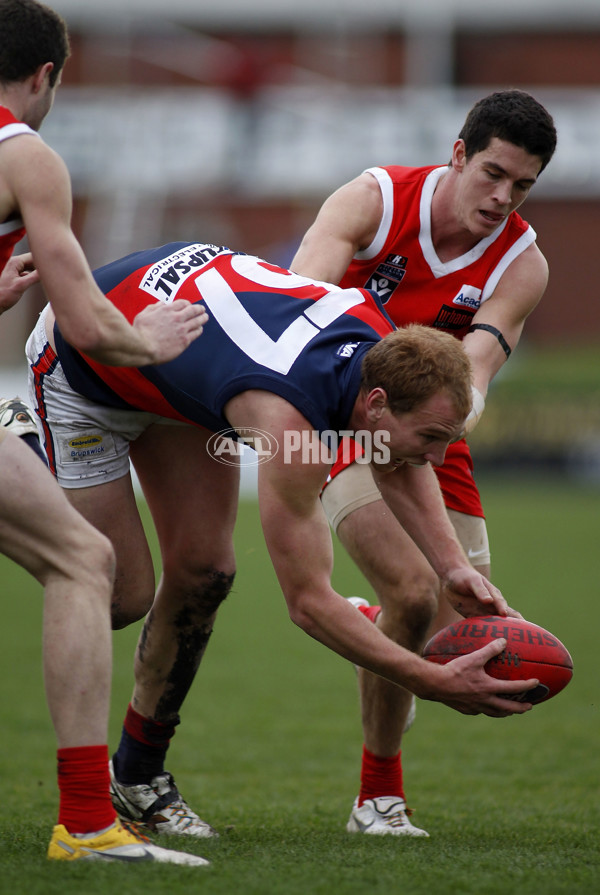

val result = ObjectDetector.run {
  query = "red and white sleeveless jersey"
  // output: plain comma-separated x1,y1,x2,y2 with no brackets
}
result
0,107,37,272
332,164,537,517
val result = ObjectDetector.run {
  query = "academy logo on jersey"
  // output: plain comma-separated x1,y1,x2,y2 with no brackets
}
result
206,427,279,466
452,284,482,311
363,254,407,304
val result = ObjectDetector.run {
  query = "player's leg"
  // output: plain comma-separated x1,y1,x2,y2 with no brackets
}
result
0,429,114,749
25,315,212,863
59,456,218,839
428,508,491,635
322,462,435,836
65,470,156,629
0,429,119,842
339,502,438,754
108,422,239,838
43,446,216,861
33,398,210,837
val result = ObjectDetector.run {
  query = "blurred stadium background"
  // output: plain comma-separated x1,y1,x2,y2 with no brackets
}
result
5,0,600,486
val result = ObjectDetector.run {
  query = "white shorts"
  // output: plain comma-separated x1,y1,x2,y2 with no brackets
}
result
25,307,183,489
321,461,491,567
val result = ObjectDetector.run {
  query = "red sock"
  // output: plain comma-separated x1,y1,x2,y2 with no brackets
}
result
57,744,116,834
357,604,382,624
112,703,177,784
358,745,405,806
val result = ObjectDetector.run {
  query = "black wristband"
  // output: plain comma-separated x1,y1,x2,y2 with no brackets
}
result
466,323,512,358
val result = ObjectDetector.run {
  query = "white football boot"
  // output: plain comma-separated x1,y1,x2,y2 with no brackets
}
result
109,761,218,838
346,796,429,837
0,396,38,437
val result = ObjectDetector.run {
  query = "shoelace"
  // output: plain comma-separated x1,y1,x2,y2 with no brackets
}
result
120,820,151,843
381,804,415,827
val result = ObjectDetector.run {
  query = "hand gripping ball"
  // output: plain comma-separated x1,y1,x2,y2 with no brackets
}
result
423,616,573,703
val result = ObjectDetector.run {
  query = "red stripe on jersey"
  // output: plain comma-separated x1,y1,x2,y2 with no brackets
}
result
0,107,19,127
0,227,26,274
29,342,59,474
0,108,29,272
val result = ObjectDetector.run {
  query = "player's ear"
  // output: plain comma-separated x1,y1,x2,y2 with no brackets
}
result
451,139,467,172
365,388,388,422
32,62,54,94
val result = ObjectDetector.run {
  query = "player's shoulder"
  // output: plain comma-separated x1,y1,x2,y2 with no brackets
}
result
374,163,438,183
0,128,62,172
512,238,549,282
491,239,548,306
0,133,69,208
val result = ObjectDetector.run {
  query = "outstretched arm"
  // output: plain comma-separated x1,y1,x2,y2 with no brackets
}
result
372,460,523,619
2,136,206,366
225,391,537,717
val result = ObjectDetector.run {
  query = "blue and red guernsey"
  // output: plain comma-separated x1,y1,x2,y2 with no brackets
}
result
55,243,395,437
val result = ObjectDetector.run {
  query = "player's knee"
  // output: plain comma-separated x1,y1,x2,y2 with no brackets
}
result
111,591,152,629
402,568,439,616
377,567,439,642
189,566,236,616
164,562,236,618
380,563,438,610
110,560,156,629
56,526,116,614
76,527,116,591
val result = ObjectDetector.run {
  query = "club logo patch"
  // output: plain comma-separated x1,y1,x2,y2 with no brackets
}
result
363,254,407,304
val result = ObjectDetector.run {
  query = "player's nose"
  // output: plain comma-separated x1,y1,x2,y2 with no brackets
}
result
424,444,448,467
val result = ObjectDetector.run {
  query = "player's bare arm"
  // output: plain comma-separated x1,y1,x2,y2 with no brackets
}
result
462,242,549,396
225,392,534,716
372,462,521,617
4,136,206,366
259,450,535,717
225,390,424,668
291,172,383,282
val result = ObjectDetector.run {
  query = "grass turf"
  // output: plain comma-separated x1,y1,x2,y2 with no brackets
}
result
0,478,598,894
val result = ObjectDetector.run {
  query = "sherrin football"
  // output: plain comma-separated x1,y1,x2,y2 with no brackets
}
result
422,615,573,704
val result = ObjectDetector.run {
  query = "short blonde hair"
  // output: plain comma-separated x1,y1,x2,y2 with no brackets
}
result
361,325,472,420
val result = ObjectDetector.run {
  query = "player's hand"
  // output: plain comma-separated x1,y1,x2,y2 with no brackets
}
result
0,253,39,313
443,566,523,619
421,639,538,717
133,300,209,364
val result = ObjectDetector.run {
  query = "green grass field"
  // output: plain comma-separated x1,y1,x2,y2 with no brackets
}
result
0,478,598,894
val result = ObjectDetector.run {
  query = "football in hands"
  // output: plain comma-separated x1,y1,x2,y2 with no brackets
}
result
423,615,573,704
